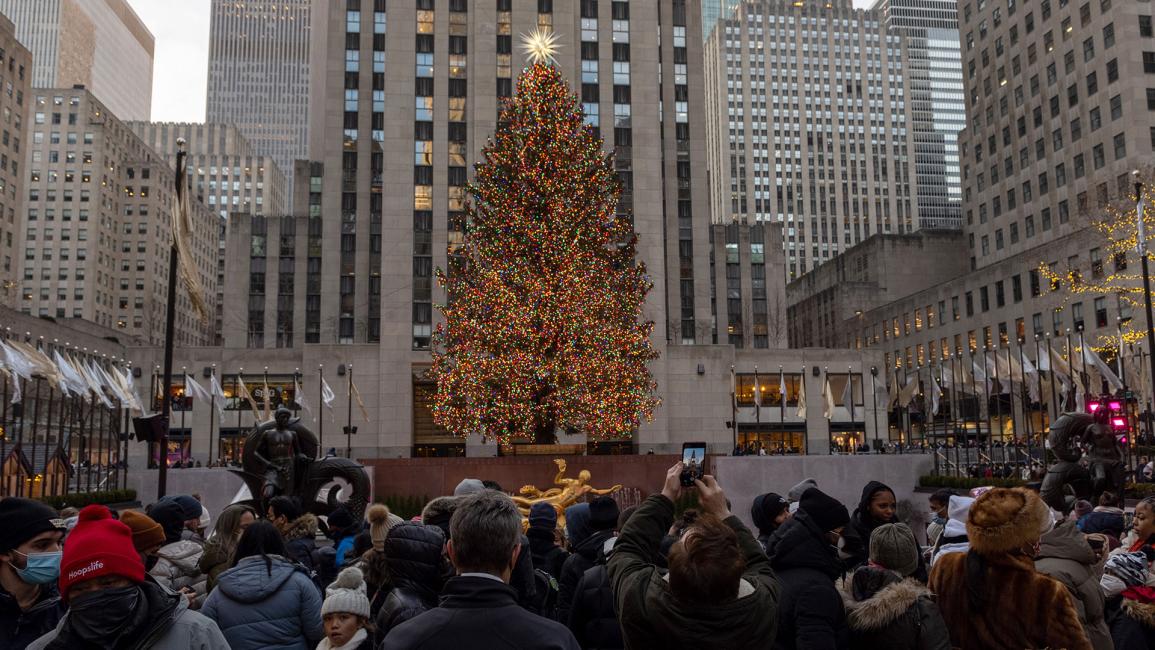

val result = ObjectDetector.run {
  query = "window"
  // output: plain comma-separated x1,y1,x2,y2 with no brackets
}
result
1110,94,1123,120
1115,133,1127,159
1012,275,1023,302
1095,297,1108,328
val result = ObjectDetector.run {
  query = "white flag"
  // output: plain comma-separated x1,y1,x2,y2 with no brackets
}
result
796,375,807,419
929,373,943,416
1,340,34,381
822,374,836,420
753,370,762,410
53,350,87,397
840,374,853,418
113,366,144,413
295,378,313,421
79,359,112,408
321,376,336,421
185,373,212,404
209,374,227,421
1083,345,1124,392
779,369,787,403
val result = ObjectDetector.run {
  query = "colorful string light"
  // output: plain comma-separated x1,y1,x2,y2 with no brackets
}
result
429,62,660,444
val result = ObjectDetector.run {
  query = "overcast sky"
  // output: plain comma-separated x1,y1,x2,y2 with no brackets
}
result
128,0,876,123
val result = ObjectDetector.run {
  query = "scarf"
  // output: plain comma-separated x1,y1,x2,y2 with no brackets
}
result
317,628,368,650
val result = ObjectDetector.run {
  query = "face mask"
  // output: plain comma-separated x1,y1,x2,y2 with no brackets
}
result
68,586,142,643
9,550,61,585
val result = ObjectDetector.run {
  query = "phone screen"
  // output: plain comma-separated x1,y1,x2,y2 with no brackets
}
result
681,442,707,486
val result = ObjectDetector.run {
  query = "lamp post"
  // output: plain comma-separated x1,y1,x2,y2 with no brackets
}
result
1134,172,1155,420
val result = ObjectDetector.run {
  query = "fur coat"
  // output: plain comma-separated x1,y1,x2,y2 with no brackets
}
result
1111,596,1155,650
929,551,1092,650
838,567,950,650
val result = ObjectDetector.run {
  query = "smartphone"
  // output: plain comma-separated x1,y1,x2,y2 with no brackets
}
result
681,442,707,487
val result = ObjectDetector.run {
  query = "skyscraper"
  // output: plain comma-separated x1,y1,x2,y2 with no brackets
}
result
704,0,919,280
206,0,310,200
0,14,29,307
222,0,714,451
874,0,965,230
20,88,218,346
700,0,738,40
127,121,288,344
0,0,154,121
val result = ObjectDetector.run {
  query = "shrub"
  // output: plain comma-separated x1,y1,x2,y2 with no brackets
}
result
377,494,431,521
38,488,137,511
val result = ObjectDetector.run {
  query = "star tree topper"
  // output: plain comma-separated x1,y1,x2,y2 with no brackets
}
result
521,28,561,65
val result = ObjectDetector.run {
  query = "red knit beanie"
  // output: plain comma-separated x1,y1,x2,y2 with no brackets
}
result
59,504,144,599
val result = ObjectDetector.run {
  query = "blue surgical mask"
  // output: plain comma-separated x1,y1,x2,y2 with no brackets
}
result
10,550,62,585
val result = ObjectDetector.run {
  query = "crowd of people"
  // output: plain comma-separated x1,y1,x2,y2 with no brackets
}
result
2,463,1155,649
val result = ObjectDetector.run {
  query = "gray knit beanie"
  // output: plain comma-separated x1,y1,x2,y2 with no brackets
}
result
322,567,371,619
869,523,920,577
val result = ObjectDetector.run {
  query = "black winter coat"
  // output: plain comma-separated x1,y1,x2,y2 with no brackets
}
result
568,540,622,650
282,513,319,576
0,582,66,650
839,566,951,650
767,510,850,650
557,529,613,623
379,576,580,650
1110,598,1155,650
528,526,569,578
375,523,445,640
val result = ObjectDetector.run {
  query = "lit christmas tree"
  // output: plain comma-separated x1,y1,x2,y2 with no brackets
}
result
430,31,659,445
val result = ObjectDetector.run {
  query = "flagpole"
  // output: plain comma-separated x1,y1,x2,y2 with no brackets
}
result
1035,334,1046,430
180,367,188,464
346,364,354,458
318,364,324,454
156,139,185,500
1134,174,1155,420
208,365,216,467
1078,326,1088,407
778,365,785,425
980,346,992,442
1019,339,1032,467
870,366,880,450
754,366,760,425
235,372,242,460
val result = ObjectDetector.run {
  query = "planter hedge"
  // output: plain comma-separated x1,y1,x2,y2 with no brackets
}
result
919,475,1028,490
38,489,137,511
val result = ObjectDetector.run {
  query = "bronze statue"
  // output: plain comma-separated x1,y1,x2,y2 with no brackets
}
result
1082,409,1126,501
233,407,371,521
511,459,622,528
1039,411,1124,514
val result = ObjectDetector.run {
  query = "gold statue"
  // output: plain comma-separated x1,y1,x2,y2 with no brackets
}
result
512,459,622,529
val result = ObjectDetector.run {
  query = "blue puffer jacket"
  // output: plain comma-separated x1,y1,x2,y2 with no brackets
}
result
201,553,324,650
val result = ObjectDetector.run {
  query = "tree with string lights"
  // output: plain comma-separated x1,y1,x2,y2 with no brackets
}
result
429,30,660,445
1038,176,1155,358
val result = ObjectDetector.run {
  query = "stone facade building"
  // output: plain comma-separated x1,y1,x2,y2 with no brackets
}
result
127,122,288,344
207,0,310,200
0,0,154,121
0,15,29,308
704,0,919,280
19,88,218,346
873,0,966,230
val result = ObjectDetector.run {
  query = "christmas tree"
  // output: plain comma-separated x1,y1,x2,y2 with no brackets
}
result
430,31,659,445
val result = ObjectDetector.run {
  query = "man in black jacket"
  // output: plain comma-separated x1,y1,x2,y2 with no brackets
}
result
557,496,618,623
382,490,579,650
0,498,67,650
567,506,636,650
527,502,569,580
767,487,851,650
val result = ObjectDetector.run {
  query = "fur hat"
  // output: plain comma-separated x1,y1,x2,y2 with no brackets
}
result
421,496,458,539
322,566,371,619
966,487,1052,555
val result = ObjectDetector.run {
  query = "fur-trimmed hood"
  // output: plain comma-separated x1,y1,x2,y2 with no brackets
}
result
280,513,318,542
839,574,930,631
1123,599,1155,628
967,487,1052,556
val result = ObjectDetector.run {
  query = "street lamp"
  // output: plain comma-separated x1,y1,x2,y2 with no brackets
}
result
1134,171,1155,421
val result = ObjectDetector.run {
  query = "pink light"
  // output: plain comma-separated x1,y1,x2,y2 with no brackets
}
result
1109,401,1122,411
1112,418,1126,428
1088,402,1101,412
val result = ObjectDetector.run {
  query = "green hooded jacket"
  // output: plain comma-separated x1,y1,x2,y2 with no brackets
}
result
608,494,779,650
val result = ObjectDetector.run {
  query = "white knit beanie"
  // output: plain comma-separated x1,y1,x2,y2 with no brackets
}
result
322,567,371,619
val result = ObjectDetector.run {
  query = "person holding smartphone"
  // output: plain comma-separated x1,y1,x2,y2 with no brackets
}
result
608,462,778,649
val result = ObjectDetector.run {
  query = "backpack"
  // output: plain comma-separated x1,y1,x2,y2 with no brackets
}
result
533,568,560,619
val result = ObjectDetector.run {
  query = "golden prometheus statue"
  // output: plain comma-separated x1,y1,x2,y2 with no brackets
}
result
512,459,621,529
